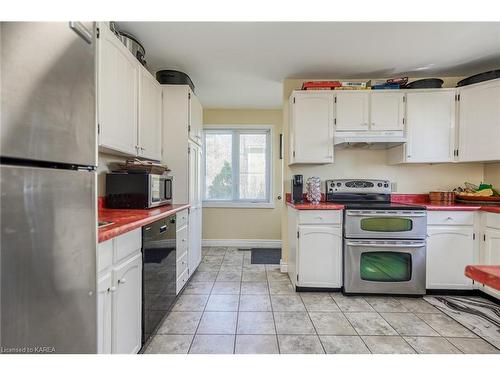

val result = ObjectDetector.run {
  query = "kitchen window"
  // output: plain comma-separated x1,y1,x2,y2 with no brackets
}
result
203,126,273,208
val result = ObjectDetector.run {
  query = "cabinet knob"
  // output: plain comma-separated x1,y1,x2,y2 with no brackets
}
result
182,238,186,242
445,217,453,221
118,278,126,284
109,286,116,292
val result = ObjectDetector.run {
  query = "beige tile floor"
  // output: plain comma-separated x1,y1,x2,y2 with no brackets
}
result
144,247,500,354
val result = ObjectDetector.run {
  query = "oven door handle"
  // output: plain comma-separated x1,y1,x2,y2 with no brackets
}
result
346,242,426,248
346,212,427,218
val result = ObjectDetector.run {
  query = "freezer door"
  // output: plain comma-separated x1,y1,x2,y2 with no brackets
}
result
0,165,97,353
1,22,96,166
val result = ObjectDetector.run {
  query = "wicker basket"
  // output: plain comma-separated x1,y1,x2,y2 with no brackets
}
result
429,191,456,204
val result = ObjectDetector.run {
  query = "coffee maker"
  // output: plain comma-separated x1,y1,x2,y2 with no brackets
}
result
291,175,304,203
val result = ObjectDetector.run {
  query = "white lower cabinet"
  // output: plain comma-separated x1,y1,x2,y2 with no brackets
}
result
426,224,474,289
112,253,142,354
288,208,343,289
297,225,342,288
176,208,191,294
97,228,142,354
478,213,500,299
97,272,112,354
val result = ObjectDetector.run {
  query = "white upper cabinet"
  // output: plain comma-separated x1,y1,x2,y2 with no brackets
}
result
458,79,500,162
189,91,203,145
289,91,334,164
98,24,138,155
335,91,370,131
369,91,405,131
388,90,456,164
138,65,162,161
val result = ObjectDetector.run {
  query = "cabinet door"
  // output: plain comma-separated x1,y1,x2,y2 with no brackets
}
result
482,228,500,299
189,91,203,145
97,273,112,354
426,226,474,289
297,225,342,288
188,142,202,206
370,92,405,131
458,80,500,162
188,207,202,275
335,91,369,131
405,91,455,163
290,92,334,164
98,25,138,155
112,253,142,354
138,66,162,161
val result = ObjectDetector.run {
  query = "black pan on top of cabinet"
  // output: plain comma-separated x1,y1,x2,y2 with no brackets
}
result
456,70,500,87
404,78,444,89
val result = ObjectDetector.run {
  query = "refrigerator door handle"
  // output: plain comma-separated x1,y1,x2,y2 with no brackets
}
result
69,22,93,44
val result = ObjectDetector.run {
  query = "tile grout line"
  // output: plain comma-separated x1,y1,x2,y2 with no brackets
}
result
298,293,326,354
266,264,281,354
329,294,373,354
186,247,226,354
233,250,244,354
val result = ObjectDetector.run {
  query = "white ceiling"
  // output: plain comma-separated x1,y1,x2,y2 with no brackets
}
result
117,22,500,109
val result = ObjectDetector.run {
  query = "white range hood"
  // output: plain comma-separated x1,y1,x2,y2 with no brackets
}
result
334,130,406,149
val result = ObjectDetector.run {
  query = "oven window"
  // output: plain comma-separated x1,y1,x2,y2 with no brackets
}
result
360,252,412,282
360,217,413,232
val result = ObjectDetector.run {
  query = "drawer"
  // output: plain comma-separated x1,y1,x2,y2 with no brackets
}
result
176,268,189,295
176,251,188,276
427,211,474,226
98,239,113,274
485,212,500,230
176,226,188,256
298,210,342,225
114,228,142,263
176,209,189,229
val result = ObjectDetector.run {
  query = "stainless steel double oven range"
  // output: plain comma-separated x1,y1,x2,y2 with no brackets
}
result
326,179,427,295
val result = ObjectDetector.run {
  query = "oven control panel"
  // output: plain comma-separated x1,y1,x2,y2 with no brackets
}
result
326,179,391,196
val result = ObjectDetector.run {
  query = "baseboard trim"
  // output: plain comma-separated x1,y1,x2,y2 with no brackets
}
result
280,260,287,273
202,239,282,249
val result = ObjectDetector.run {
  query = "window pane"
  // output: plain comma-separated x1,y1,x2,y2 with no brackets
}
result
205,133,233,200
239,133,267,200
360,218,413,232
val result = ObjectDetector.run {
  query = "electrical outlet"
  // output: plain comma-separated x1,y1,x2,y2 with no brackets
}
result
390,182,397,192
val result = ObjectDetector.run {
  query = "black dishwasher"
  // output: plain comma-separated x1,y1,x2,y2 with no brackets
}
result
142,214,177,345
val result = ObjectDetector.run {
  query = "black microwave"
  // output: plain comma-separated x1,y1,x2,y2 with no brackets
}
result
105,173,173,209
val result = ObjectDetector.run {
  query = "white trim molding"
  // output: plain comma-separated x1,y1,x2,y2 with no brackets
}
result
202,239,282,249
280,260,288,273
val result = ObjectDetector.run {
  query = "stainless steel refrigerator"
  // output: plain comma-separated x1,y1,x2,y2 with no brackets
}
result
1,22,97,353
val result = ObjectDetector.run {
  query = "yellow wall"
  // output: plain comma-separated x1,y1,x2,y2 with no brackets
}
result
202,109,283,241
281,77,487,262
485,163,500,188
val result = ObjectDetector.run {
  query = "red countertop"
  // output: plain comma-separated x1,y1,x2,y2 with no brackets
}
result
391,194,500,213
98,200,190,243
285,193,500,212
465,265,500,291
285,193,344,210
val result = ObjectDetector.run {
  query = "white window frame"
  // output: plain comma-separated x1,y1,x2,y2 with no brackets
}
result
202,124,274,209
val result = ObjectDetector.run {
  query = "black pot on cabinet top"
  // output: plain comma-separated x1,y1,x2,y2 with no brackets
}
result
404,78,444,89
156,70,195,93
456,70,500,87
